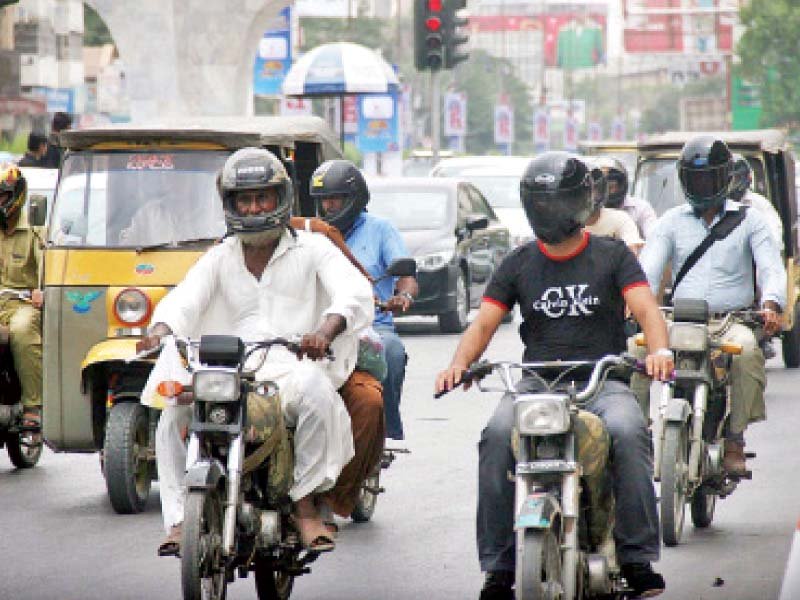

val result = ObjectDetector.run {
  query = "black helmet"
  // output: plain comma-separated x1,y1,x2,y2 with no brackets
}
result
309,159,369,235
593,156,628,208
587,161,608,210
677,135,733,212
218,148,292,236
729,154,751,202
520,151,594,244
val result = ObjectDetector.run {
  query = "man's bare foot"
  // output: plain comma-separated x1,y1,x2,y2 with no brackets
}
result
294,497,335,552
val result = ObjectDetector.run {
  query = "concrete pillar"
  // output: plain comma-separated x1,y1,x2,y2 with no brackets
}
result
85,0,289,122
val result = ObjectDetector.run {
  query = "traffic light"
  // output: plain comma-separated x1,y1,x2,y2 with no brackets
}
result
443,0,470,69
414,0,444,71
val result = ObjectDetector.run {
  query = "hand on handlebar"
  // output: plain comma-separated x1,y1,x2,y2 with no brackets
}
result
760,303,782,336
382,294,412,315
31,289,43,309
435,364,471,397
297,331,333,361
645,352,675,382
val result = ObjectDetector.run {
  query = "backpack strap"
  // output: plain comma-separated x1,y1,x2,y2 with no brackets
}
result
666,206,748,305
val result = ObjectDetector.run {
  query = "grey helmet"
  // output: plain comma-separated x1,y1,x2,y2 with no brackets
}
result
218,147,293,235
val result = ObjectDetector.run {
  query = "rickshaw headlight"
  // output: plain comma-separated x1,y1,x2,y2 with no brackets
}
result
516,396,570,435
194,370,239,402
114,289,151,325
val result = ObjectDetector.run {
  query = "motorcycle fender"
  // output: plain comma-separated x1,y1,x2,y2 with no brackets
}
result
80,338,147,371
185,459,226,492
515,492,560,530
665,397,691,424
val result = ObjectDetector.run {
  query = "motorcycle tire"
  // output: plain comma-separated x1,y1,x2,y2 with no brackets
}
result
254,555,294,600
660,422,689,547
782,303,800,368
351,470,380,523
5,427,43,469
515,527,564,599
104,401,151,514
438,270,469,333
182,490,227,600
690,485,716,529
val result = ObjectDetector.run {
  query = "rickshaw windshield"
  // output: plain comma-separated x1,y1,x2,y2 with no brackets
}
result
49,151,229,247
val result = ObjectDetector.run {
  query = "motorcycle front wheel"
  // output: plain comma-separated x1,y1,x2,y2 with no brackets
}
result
515,527,564,599
660,422,689,546
182,490,227,600
5,426,43,469
690,484,716,528
254,555,294,600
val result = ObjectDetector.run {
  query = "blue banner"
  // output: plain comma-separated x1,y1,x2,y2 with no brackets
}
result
32,87,74,113
253,7,292,96
357,93,399,154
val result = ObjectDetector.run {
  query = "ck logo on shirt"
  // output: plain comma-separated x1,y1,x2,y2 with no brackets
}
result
532,285,600,318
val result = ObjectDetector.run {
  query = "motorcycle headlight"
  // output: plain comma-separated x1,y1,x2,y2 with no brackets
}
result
207,403,233,425
669,323,708,352
415,250,453,272
516,395,570,435
114,288,151,325
193,370,239,402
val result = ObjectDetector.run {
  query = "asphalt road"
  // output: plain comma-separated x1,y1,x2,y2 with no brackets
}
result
2,316,799,600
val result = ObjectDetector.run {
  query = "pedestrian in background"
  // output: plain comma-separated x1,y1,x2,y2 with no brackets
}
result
40,112,72,169
17,132,48,167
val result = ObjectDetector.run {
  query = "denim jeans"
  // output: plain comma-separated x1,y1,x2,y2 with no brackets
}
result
374,323,407,440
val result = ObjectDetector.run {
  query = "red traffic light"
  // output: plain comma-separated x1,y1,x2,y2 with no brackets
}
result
425,16,442,31
427,0,443,10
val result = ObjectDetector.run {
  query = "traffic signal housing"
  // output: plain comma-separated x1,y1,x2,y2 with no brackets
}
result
443,0,470,69
414,0,445,71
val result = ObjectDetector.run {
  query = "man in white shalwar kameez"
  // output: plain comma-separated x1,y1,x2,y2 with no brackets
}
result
139,148,373,556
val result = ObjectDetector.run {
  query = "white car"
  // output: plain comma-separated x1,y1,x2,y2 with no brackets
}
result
430,156,533,246
19,166,58,221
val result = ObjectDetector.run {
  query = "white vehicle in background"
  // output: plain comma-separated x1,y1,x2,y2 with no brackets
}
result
430,156,533,247
19,167,58,223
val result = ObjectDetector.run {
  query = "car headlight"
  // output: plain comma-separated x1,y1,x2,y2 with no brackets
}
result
193,370,239,402
669,323,708,352
516,395,570,435
114,288,151,325
415,250,453,271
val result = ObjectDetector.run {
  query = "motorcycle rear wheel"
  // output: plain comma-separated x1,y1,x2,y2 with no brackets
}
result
660,422,689,547
515,527,564,599
351,469,380,523
5,427,43,469
182,490,227,600
254,555,294,600
690,485,716,528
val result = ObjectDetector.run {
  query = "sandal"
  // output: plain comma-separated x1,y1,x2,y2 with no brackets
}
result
292,515,336,553
21,406,41,430
158,523,183,557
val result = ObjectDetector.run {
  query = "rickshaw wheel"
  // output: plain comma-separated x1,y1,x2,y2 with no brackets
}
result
104,401,151,514
6,428,43,469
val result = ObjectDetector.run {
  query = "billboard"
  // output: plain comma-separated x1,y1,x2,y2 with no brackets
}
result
443,92,467,138
253,7,292,96
623,0,735,54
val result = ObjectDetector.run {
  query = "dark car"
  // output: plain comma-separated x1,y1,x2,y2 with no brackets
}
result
368,177,512,333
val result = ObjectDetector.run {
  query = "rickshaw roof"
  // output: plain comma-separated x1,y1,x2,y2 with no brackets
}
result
640,129,789,154
58,116,341,157
578,140,638,152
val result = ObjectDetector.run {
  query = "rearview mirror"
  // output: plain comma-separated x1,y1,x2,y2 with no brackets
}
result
28,194,48,227
386,257,417,278
466,215,489,232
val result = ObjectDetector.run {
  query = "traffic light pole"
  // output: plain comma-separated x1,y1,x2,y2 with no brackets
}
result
431,68,441,162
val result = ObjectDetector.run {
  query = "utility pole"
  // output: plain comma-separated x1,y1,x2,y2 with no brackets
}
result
432,69,441,161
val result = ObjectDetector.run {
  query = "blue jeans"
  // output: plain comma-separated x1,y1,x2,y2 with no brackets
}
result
374,323,407,440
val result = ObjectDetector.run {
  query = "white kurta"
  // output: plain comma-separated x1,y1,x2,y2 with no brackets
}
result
151,230,373,527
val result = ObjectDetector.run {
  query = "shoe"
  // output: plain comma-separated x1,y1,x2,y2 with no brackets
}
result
158,523,182,557
723,440,747,477
621,562,665,598
479,571,514,600
760,339,776,360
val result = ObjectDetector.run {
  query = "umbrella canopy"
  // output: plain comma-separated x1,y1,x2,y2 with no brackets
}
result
282,42,399,96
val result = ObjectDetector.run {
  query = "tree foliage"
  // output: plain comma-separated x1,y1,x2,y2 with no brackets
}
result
83,3,113,46
738,0,800,129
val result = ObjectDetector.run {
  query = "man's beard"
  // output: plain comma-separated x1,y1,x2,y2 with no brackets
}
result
236,228,283,247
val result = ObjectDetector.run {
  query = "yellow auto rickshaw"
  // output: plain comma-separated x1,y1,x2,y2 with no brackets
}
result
40,116,341,513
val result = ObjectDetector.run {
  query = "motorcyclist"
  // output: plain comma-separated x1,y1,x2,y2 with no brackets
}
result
595,156,658,239
583,160,644,253
0,163,44,429
730,154,784,252
136,148,373,556
436,152,671,599
311,159,419,442
640,136,786,477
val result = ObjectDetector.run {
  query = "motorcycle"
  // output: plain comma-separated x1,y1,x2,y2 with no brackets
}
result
138,334,326,600
0,288,43,469
438,354,643,599
641,298,757,546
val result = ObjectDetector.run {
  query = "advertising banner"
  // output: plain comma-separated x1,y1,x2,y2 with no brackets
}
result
588,121,603,142
357,93,399,154
343,95,359,135
494,102,514,147
563,117,579,151
253,7,292,96
280,97,313,116
611,117,626,141
533,108,551,151
295,0,351,18
443,92,467,138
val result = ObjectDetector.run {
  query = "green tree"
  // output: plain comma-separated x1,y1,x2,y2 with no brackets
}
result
738,0,800,129
83,3,113,46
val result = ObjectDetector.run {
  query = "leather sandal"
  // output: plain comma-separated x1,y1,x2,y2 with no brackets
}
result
158,523,183,557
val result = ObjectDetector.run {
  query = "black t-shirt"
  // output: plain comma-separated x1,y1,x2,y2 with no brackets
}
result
483,232,647,364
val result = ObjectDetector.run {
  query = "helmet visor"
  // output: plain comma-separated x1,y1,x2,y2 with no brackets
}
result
526,185,593,226
679,164,729,201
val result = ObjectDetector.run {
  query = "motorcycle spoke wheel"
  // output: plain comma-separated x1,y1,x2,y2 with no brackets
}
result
6,429,43,469
254,555,294,600
660,423,689,546
515,528,564,600
182,490,227,600
690,485,716,529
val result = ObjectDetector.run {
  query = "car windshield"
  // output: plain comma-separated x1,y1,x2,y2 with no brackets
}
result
369,188,450,231
451,174,520,209
49,151,228,247
632,158,685,217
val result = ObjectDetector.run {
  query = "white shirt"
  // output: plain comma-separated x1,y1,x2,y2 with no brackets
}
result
151,230,374,389
743,190,784,252
621,195,658,239
585,207,644,248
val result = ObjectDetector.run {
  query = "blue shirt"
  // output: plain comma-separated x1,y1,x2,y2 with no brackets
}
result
345,212,411,327
640,200,786,312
